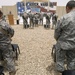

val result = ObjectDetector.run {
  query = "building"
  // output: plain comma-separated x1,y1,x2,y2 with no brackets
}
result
2,5,18,24
23,0,49,2
1,0,66,24
56,6,66,19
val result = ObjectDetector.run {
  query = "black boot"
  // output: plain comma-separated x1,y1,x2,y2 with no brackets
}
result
0,66,4,75
62,70,75,75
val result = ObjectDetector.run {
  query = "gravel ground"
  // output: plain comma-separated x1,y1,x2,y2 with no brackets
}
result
9,25,56,75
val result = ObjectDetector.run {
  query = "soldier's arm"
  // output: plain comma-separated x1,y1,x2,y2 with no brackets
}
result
54,19,63,41
2,21,14,37
8,26,14,37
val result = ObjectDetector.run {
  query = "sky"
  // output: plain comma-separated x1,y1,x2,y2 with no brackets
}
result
50,0,70,6
0,0,70,8
0,0,22,7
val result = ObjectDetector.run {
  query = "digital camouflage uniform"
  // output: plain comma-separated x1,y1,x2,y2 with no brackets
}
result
52,14,58,29
46,14,50,28
22,13,28,28
54,10,75,72
22,13,27,28
29,13,34,28
40,13,43,25
34,13,40,26
0,19,15,73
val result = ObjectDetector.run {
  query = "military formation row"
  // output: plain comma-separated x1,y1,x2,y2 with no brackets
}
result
21,12,58,29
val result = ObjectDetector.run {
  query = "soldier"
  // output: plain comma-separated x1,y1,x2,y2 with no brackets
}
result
43,13,50,29
52,12,58,29
2,15,6,22
22,12,28,29
0,11,16,75
46,13,50,28
43,13,46,28
54,1,75,75
40,12,43,25
34,13,39,27
28,12,34,28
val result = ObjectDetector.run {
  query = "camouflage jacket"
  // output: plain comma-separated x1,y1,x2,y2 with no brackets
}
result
54,10,75,50
0,19,14,44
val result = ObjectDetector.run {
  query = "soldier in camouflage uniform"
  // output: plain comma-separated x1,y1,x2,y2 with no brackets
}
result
22,12,28,29
52,13,58,29
46,14,50,28
0,11,16,75
54,1,75,74
34,13,40,27
29,13,34,28
40,12,43,25
2,15,6,22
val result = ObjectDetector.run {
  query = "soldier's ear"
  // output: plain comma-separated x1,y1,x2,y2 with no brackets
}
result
66,7,71,13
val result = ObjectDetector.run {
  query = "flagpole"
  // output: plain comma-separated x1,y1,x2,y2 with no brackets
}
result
24,0,27,12
48,0,50,12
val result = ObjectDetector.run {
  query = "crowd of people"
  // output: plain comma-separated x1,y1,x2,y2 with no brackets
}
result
21,11,58,29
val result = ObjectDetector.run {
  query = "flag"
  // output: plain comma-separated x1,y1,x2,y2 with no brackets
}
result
17,2,25,15
31,8,40,13
26,2,31,10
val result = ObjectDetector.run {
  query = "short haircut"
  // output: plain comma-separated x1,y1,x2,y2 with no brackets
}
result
66,1,75,9
0,10,3,17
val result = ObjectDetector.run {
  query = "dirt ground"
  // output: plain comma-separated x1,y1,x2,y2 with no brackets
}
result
10,25,56,75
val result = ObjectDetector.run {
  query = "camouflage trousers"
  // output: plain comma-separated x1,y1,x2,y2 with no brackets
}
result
52,20,57,29
55,48,75,72
0,44,15,72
